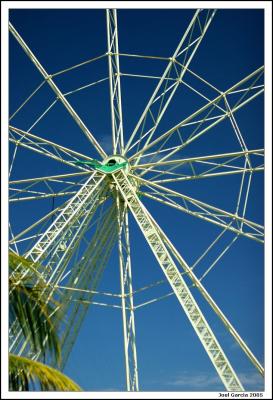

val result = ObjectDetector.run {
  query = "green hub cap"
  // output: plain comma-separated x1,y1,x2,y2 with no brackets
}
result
100,155,130,174
73,154,130,174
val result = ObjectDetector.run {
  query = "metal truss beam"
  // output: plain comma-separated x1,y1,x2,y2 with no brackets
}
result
17,172,105,272
10,173,107,356
112,169,244,391
116,197,139,391
146,208,264,376
107,9,125,154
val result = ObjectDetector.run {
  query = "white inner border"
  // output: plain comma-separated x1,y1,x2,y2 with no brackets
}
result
1,1,272,399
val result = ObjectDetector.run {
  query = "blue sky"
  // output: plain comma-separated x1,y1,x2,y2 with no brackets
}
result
8,6,265,393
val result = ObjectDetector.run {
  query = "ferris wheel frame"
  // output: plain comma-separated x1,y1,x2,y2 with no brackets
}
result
6,5,268,394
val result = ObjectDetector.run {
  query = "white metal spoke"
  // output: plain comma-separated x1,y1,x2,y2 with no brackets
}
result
135,86,263,171
134,148,263,168
140,188,264,242
138,167,263,184
10,173,108,355
135,175,264,242
9,125,94,171
9,173,88,205
148,165,263,184
10,172,106,282
10,171,89,185
9,23,106,159
9,191,77,203
130,67,264,165
107,9,125,154
145,208,264,376
124,9,216,156
112,169,244,391
116,197,139,391
132,149,263,182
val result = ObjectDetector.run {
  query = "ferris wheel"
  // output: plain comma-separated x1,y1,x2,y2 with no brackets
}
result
8,8,265,392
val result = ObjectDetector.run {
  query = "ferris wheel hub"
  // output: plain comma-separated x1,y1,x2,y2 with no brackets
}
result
102,154,130,174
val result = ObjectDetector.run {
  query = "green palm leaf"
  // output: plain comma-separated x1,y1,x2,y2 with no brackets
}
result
9,354,81,391
9,252,61,363
9,252,82,391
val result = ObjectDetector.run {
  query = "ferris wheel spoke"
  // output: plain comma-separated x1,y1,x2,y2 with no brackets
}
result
9,191,77,203
124,9,216,157
107,9,125,154
9,125,94,172
134,175,264,243
141,188,264,241
132,149,264,182
10,171,89,186
10,177,109,356
148,166,263,184
54,204,117,369
9,23,107,159
145,209,264,376
9,173,89,204
9,175,107,253
10,172,106,284
12,202,111,360
130,66,264,167
112,169,244,391
116,198,139,391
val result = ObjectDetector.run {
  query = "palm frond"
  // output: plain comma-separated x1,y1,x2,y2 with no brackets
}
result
9,353,81,391
9,252,61,363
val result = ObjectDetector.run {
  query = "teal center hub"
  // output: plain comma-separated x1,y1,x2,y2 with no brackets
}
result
74,155,129,174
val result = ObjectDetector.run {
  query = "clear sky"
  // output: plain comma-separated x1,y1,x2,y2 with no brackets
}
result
8,5,265,393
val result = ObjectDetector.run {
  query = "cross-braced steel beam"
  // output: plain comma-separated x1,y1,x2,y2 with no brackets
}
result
112,169,244,392
116,197,139,391
107,9,125,154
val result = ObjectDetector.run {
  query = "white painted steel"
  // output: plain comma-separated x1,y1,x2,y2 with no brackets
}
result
9,23,106,159
112,169,244,391
10,172,107,355
125,9,216,155
9,8,264,392
107,9,125,154
116,197,139,391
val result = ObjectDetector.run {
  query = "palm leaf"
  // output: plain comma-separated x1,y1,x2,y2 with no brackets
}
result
9,252,61,363
9,354,81,391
